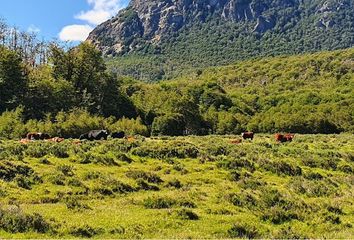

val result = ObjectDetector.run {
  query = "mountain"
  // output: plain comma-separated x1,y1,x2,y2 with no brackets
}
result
87,0,354,80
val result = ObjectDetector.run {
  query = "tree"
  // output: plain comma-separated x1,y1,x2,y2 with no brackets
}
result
0,46,26,112
151,114,185,136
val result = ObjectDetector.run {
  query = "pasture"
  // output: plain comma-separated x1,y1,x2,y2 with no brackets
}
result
0,134,353,238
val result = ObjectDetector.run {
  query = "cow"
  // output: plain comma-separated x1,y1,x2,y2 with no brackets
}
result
111,131,125,139
241,132,254,140
26,132,51,140
230,139,242,144
79,130,109,141
46,137,65,143
275,133,295,143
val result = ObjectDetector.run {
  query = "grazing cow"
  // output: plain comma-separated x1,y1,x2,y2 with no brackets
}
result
111,131,125,139
275,133,295,143
230,139,242,144
79,130,109,141
241,132,254,140
26,132,51,140
46,137,65,143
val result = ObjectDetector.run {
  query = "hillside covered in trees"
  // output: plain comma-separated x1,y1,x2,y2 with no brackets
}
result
0,17,353,138
88,0,354,79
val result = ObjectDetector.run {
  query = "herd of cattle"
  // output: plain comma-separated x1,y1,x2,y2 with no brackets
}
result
20,130,294,144
21,130,125,144
241,132,294,142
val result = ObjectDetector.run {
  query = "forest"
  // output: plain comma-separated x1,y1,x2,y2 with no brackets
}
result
0,19,353,139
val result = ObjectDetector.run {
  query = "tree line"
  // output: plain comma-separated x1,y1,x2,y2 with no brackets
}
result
0,18,353,139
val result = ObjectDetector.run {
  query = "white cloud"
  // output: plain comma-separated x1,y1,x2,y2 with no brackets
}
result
59,25,93,41
27,25,40,33
76,0,126,25
59,0,127,42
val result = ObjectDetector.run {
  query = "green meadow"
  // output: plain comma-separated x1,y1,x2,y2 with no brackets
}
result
0,134,353,238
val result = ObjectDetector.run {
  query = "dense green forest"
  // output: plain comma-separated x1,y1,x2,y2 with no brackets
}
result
0,19,353,138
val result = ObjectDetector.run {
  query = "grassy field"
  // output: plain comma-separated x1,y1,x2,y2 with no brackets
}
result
0,134,353,238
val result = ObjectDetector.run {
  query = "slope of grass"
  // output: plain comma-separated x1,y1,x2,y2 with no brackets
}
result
0,134,353,238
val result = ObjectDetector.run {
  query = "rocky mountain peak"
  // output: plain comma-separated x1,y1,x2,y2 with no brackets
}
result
87,0,354,69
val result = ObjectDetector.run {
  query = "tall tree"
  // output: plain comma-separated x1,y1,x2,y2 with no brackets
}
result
0,46,26,112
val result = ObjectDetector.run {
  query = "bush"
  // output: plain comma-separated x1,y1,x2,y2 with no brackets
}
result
0,108,26,139
57,165,74,176
108,117,149,136
49,144,70,158
0,207,51,233
116,153,133,163
126,170,163,184
81,153,119,166
175,208,199,220
136,179,160,191
228,223,259,238
0,161,34,181
261,207,299,224
65,198,91,211
95,178,135,195
25,143,49,158
262,160,302,176
70,225,102,238
166,179,182,189
143,197,176,209
217,157,255,172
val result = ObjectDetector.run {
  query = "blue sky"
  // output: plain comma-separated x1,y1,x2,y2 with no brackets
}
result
0,0,130,41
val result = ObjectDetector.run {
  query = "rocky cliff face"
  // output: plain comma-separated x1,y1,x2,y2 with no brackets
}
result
88,0,302,54
87,0,354,77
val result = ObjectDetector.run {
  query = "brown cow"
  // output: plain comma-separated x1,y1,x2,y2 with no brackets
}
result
275,133,294,143
230,139,242,144
242,132,254,140
46,137,65,143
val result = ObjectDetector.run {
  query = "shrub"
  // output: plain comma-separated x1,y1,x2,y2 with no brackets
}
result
70,225,102,238
261,207,299,224
136,179,160,191
95,178,135,195
49,144,70,158
262,160,302,176
116,153,133,163
108,117,149,136
0,161,34,181
25,143,49,158
126,170,163,184
39,158,51,165
0,207,51,233
0,108,26,139
143,197,176,209
175,208,199,220
57,165,74,176
338,163,353,173
83,171,102,180
217,157,255,172
166,179,182,189
65,198,91,211
15,175,32,189
49,174,66,186
227,223,259,238
81,153,119,166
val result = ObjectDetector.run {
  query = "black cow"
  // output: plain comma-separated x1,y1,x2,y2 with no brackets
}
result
26,132,51,140
79,130,109,141
111,131,125,139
